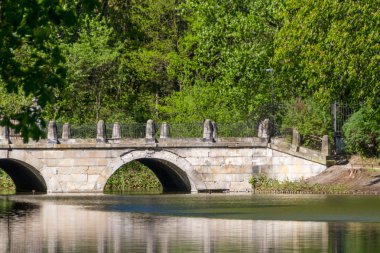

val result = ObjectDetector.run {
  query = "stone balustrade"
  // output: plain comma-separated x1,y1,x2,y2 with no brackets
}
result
0,118,330,160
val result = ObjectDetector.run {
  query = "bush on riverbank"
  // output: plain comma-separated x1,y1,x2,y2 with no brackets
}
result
249,174,348,194
104,161,162,192
343,107,380,157
0,169,15,191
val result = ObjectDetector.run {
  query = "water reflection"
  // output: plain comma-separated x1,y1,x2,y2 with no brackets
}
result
0,196,379,253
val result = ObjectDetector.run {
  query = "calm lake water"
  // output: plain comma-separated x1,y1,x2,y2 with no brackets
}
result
1,193,380,253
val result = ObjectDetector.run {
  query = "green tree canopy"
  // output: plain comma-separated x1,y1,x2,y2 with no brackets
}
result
274,0,380,106
0,0,98,139
161,0,279,123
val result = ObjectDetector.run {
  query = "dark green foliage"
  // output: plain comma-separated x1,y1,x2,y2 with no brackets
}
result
0,0,379,156
343,107,380,157
281,97,332,138
0,0,98,140
104,161,162,192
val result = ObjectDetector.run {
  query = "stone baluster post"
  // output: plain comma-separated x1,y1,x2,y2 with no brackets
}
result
0,126,10,144
62,123,71,141
258,119,270,138
203,119,214,142
160,122,170,139
112,122,121,139
321,135,331,156
145,119,156,143
96,120,106,143
47,121,58,144
292,128,301,151
211,121,218,140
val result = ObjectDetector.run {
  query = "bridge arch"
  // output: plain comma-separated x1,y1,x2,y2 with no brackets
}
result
97,149,206,193
0,158,47,193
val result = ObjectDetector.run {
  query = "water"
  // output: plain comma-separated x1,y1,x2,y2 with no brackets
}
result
1,193,380,252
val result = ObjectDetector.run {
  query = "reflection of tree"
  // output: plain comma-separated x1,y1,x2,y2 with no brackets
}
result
329,223,345,253
0,199,39,253
328,222,380,253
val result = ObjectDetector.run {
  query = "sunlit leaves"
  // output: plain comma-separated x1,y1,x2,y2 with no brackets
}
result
161,0,277,123
274,0,380,105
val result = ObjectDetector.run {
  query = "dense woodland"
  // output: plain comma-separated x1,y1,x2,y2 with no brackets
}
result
0,0,380,157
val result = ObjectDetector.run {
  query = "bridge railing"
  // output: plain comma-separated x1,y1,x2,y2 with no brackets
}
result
42,120,264,141
105,123,146,139
217,123,257,137
168,123,204,138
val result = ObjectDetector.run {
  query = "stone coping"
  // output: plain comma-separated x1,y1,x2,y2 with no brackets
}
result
0,137,268,149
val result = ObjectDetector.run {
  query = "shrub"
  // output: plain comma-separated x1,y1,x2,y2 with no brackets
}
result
281,97,332,138
343,107,380,157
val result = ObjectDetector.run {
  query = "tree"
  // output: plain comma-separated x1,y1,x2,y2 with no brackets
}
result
160,0,280,123
0,0,98,140
273,0,380,106
46,16,122,123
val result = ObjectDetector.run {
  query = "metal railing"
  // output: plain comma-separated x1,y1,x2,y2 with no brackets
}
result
217,122,257,138
168,123,204,138
38,121,268,140
70,124,97,139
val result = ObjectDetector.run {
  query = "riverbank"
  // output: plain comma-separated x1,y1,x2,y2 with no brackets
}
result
250,156,380,194
306,156,380,193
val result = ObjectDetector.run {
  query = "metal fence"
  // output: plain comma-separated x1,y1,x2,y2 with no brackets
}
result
70,124,97,139
217,122,257,137
168,123,204,138
332,102,357,137
37,121,271,140
331,102,359,153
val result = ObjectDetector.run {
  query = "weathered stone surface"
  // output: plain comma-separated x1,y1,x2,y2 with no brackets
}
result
96,120,106,143
321,135,330,155
230,181,252,192
56,167,88,175
145,119,156,143
0,126,10,144
258,119,270,138
160,122,170,139
203,119,213,142
112,122,121,139
62,123,71,140
58,174,88,182
48,121,58,144
211,121,218,140
292,129,301,149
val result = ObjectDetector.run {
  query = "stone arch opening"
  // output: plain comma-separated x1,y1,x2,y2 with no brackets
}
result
106,158,192,193
137,158,192,192
0,159,47,193
98,150,206,193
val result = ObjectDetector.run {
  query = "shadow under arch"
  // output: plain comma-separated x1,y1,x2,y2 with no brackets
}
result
100,149,206,193
0,159,47,193
135,158,191,192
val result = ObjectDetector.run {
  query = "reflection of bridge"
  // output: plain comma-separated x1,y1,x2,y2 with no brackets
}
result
0,120,330,193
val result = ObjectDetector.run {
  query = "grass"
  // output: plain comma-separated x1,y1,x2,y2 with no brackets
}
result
250,173,348,194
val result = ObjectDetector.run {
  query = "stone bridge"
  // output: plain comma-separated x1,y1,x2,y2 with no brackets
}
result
0,120,331,193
